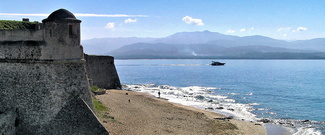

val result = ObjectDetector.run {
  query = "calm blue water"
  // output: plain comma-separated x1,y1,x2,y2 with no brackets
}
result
115,59,325,134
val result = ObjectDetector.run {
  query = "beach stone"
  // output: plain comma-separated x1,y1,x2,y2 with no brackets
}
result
214,116,234,121
225,116,234,120
258,119,271,123
205,107,214,110
216,107,224,109
227,108,235,111
301,120,309,123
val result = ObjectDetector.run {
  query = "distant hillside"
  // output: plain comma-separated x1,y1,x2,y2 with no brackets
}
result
289,38,325,50
82,31,325,59
110,43,325,59
153,30,238,44
206,35,288,48
82,37,156,55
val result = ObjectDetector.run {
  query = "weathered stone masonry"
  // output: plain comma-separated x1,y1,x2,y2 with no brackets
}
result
85,54,121,89
0,9,118,134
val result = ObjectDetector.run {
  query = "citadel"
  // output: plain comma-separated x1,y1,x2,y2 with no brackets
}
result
0,9,120,134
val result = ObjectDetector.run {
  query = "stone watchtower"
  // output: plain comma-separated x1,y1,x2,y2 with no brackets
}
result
41,9,83,60
0,9,108,134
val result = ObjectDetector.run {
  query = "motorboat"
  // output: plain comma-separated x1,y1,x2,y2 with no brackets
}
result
211,61,225,66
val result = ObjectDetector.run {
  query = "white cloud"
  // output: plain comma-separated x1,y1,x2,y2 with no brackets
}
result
296,27,307,31
124,18,137,23
292,27,308,32
182,16,204,26
277,27,291,32
105,22,115,30
226,30,235,33
239,27,254,32
0,13,148,17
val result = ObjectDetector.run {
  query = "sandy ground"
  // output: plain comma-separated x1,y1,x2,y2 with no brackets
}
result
96,90,266,135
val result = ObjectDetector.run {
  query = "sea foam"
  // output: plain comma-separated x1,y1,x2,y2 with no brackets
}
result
123,84,257,121
122,84,323,135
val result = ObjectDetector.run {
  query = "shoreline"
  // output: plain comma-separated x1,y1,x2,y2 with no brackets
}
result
122,84,315,135
265,124,294,135
96,90,266,135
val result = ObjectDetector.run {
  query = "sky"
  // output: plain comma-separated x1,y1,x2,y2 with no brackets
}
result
0,0,324,40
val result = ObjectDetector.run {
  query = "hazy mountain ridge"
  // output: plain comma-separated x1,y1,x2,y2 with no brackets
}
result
110,43,325,59
153,30,238,44
82,31,325,59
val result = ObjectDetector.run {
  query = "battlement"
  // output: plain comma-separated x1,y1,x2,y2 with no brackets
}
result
0,20,42,42
0,9,84,61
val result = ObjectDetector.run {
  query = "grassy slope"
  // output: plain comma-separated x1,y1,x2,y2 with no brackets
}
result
91,85,120,124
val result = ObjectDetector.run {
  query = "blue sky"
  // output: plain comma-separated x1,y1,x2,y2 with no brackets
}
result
0,0,324,40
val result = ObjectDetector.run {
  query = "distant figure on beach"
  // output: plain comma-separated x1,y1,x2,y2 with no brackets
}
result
158,91,161,98
128,99,130,102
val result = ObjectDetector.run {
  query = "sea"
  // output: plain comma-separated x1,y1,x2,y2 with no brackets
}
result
115,59,325,135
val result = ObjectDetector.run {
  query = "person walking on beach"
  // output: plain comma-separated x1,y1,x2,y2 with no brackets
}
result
158,91,161,98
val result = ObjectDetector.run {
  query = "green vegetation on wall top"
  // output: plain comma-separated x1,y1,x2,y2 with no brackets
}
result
0,20,37,30
90,86,105,93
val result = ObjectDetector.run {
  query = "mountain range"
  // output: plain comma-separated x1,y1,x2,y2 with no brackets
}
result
82,31,325,59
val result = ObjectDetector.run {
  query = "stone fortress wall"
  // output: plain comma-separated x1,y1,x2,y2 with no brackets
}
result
0,9,120,134
85,54,121,89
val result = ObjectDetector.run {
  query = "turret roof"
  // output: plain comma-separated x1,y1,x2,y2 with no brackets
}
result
42,9,81,23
